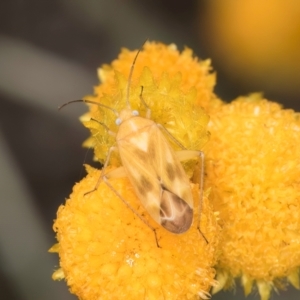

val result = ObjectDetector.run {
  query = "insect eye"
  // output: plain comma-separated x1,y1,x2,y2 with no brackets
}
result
132,110,139,116
115,118,122,126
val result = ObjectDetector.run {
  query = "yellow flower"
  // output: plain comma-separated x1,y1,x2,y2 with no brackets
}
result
51,166,218,300
200,0,300,96
206,94,300,300
50,42,220,299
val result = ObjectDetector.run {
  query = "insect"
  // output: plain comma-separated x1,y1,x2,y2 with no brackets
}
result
60,44,207,247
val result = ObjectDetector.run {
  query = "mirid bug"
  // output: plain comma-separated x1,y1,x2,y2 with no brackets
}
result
59,44,207,246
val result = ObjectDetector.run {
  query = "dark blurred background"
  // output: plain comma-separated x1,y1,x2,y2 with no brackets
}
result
0,1,299,299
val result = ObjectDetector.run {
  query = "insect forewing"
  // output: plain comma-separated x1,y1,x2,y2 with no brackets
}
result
116,115,194,234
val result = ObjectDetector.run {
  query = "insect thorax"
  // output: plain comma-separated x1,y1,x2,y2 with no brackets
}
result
116,115,155,141
118,108,136,123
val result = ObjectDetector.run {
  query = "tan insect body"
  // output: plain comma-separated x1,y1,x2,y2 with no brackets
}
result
115,111,194,234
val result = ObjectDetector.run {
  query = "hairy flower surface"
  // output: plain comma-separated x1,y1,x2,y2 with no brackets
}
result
51,42,220,299
52,166,219,300
206,94,300,299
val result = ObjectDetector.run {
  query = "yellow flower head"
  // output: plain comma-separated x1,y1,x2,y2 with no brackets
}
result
51,42,220,299
206,94,300,299
51,166,218,300
81,41,220,164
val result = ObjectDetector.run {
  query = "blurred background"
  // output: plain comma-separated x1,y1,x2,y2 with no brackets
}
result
0,1,299,299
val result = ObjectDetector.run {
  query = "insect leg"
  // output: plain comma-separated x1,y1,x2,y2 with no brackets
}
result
157,123,186,150
154,120,208,243
137,91,190,151
82,116,117,196
84,145,118,195
93,144,160,247
176,150,208,244
195,151,208,244
102,173,161,248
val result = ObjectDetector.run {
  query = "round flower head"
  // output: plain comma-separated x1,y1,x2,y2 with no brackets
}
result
51,166,219,300
51,42,220,299
206,94,300,300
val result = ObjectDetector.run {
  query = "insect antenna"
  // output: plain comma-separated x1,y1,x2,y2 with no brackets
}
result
58,99,119,117
125,39,148,109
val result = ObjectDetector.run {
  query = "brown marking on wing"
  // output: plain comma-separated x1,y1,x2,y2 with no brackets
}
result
133,148,149,162
140,175,154,193
147,132,157,160
166,162,175,181
159,187,193,234
175,163,185,180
